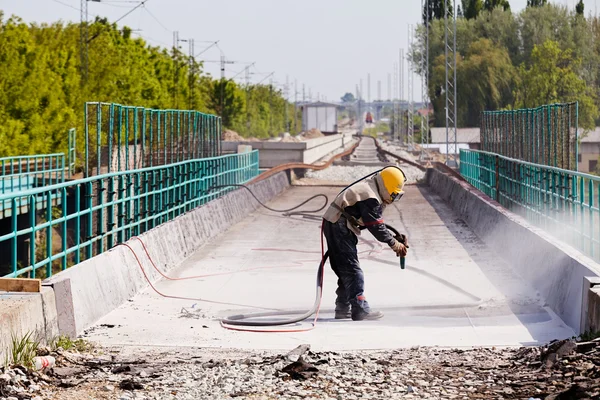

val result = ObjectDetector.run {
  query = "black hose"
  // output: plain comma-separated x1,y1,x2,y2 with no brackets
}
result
209,184,328,216
221,251,328,327
221,223,400,328
216,181,402,328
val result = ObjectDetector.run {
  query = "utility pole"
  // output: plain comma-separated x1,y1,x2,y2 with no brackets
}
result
420,0,431,160
269,77,273,136
387,73,392,101
79,0,92,84
188,38,195,110
400,48,405,144
367,73,371,111
407,25,415,150
294,79,298,134
444,0,458,166
246,66,251,134
172,31,180,108
285,75,290,133
377,80,381,121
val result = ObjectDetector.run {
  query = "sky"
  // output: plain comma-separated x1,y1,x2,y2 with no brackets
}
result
0,0,595,103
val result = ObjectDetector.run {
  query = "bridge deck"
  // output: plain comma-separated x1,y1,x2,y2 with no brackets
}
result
84,184,573,350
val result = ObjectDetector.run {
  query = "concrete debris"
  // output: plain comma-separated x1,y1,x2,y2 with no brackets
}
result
285,344,311,362
301,128,324,139
119,378,144,391
222,129,259,142
278,132,302,143
22,341,600,399
281,356,318,380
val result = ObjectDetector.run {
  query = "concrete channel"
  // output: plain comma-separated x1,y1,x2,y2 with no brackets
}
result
73,138,587,351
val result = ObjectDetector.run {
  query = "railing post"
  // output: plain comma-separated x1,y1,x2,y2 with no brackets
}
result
495,155,500,203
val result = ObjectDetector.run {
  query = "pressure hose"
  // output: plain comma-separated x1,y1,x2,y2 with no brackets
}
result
220,223,400,330
214,169,406,332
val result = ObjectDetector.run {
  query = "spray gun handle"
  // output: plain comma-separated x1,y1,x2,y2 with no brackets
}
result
395,234,409,270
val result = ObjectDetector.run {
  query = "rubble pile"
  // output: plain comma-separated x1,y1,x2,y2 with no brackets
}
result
3,338,598,399
221,130,259,142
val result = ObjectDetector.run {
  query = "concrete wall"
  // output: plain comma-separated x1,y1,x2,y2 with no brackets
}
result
586,286,600,333
427,167,600,334
41,172,289,336
221,134,352,168
0,288,59,364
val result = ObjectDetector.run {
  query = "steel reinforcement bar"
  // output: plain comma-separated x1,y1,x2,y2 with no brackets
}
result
84,102,222,177
480,102,578,170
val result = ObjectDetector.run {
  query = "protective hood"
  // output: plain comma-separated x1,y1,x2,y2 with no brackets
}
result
322,173,390,232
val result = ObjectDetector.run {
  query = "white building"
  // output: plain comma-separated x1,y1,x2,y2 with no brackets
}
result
302,102,338,134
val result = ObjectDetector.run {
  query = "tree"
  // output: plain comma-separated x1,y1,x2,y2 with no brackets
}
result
464,0,483,19
484,0,510,12
207,79,245,130
341,92,356,103
0,11,298,156
576,0,584,16
423,0,454,24
527,0,547,7
514,40,597,129
460,39,516,126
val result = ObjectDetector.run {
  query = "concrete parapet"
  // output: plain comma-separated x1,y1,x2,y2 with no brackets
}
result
222,134,353,168
587,287,600,334
44,172,290,336
427,167,600,335
0,288,59,364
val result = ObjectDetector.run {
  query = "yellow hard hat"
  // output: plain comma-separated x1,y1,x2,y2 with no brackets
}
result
380,166,406,201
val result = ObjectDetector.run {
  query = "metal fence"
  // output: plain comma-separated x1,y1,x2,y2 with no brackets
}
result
0,154,65,195
84,103,222,177
1,150,259,279
481,102,578,170
68,128,76,177
460,148,600,261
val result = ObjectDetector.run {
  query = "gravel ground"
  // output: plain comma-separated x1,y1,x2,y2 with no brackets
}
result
3,339,600,400
304,165,425,185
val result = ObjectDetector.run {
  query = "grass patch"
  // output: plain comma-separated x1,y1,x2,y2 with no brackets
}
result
5,332,39,369
51,335,92,352
579,330,600,341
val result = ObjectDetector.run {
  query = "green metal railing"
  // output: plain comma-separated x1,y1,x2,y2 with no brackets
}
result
68,128,76,177
0,153,65,194
1,150,259,279
481,102,578,170
460,148,600,261
84,103,222,177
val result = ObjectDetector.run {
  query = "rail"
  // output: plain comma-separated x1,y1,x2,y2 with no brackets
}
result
460,148,600,261
1,151,259,279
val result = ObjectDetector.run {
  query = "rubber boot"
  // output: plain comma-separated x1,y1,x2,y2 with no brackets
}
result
351,309,384,321
334,310,351,319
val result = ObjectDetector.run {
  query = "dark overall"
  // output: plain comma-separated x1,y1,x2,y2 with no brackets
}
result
323,198,394,317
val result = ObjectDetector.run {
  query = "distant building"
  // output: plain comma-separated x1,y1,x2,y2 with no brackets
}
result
428,127,481,154
579,128,600,173
427,127,600,173
302,102,338,134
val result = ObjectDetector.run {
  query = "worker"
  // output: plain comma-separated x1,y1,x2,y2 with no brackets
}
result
322,166,408,321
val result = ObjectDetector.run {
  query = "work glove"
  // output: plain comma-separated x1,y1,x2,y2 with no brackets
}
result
390,239,408,257
396,234,409,248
